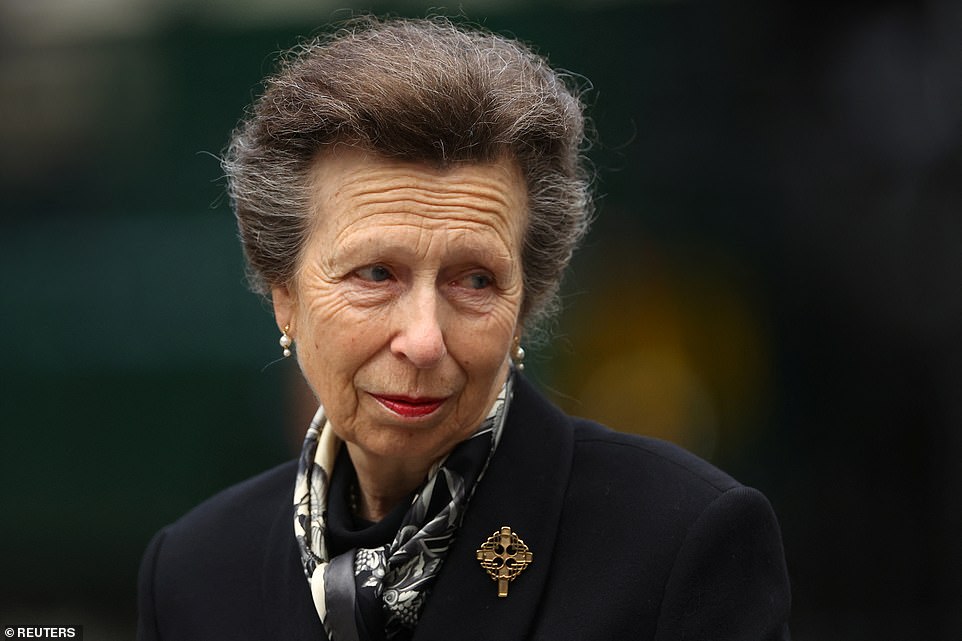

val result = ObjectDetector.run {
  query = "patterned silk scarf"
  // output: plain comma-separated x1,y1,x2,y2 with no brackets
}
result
294,375,513,641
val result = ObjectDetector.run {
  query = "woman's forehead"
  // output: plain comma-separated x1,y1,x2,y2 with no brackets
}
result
306,147,528,242
309,146,525,199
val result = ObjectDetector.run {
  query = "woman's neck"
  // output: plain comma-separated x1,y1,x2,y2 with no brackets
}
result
345,443,434,522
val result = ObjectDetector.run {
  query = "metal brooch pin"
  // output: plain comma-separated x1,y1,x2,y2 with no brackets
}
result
476,526,533,597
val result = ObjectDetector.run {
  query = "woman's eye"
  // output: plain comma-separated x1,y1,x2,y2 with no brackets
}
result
355,265,392,282
462,273,493,290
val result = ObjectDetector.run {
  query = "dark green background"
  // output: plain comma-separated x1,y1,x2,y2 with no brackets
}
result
2,1,960,639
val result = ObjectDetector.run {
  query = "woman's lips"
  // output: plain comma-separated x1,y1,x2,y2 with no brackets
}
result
371,394,446,418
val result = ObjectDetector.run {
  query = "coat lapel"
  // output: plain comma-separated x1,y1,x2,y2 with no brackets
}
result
414,375,575,640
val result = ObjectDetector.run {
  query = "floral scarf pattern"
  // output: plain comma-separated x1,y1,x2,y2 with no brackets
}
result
294,375,513,641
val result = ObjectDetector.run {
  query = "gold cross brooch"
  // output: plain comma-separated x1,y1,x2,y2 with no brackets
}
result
476,526,533,597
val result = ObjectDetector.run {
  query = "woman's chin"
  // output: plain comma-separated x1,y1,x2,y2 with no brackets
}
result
345,417,466,466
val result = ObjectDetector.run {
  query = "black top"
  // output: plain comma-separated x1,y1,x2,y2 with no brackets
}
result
325,447,410,556
324,448,414,641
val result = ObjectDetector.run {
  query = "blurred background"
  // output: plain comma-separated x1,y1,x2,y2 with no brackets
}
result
1,0,960,638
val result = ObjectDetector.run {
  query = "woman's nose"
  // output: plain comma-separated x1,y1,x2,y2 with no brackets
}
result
390,288,447,368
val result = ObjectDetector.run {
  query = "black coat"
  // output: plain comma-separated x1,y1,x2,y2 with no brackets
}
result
137,376,791,640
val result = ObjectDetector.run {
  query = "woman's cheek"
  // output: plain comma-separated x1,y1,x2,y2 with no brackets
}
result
484,294,524,335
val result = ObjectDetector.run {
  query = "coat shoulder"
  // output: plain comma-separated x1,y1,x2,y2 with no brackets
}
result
145,458,298,588
570,418,741,500
138,460,318,641
529,418,790,641
165,459,298,539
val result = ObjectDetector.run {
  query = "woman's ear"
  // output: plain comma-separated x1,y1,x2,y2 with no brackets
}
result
271,285,295,335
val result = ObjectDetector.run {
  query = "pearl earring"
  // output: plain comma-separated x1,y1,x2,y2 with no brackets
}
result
512,337,525,371
279,325,293,358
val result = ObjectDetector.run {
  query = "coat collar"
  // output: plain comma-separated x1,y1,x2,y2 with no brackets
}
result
413,375,575,640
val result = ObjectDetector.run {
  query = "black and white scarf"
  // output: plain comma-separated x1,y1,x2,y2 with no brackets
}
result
294,375,513,641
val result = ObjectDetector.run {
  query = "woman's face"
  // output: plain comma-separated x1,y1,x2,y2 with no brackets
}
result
273,148,526,468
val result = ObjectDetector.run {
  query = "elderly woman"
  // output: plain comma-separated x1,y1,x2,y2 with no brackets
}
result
137,16,790,641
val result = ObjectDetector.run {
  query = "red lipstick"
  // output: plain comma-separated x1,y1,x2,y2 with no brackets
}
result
372,395,445,418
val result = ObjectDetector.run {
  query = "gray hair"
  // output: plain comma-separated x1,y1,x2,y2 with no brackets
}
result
223,16,593,333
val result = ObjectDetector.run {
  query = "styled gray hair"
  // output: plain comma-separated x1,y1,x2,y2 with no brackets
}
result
223,16,593,333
